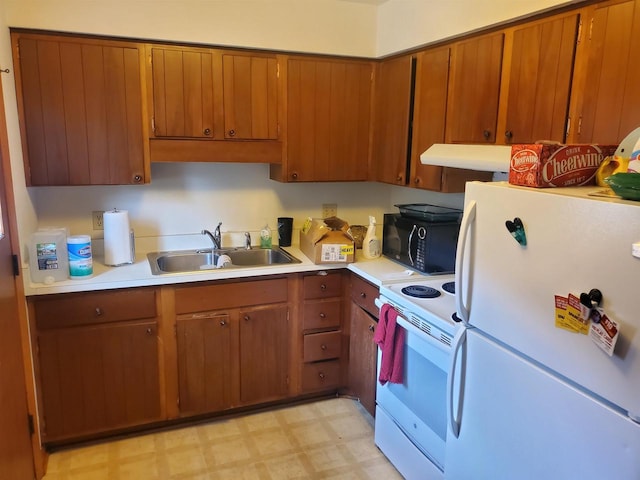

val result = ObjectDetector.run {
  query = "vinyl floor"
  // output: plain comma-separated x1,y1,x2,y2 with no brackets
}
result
42,397,403,479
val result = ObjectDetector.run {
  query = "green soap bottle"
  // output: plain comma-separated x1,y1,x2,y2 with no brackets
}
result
260,224,272,249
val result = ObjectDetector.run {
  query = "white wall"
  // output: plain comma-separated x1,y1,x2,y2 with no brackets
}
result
375,0,585,56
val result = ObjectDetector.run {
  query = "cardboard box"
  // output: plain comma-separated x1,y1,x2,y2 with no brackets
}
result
300,217,355,264
509,143,617,188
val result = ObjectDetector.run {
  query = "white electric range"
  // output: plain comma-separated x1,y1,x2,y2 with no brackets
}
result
374,274,463,480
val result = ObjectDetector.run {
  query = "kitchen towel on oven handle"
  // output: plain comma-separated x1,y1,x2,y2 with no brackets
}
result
374,304,405,385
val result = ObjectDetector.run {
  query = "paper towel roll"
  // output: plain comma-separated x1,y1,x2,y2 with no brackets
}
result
104,209,134,266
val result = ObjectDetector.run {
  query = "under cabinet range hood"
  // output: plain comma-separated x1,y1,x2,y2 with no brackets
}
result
420,143,512,172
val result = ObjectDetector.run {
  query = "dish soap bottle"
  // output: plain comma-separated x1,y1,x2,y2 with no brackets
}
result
260,224,272,249
362,216,381,259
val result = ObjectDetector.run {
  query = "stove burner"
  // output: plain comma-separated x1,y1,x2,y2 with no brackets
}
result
442,281,456,295
401,285,441,299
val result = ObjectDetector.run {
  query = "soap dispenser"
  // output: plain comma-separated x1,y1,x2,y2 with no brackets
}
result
362,216,381,259
260,223,273,249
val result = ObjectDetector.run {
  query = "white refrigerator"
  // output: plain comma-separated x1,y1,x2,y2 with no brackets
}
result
446,181,640,480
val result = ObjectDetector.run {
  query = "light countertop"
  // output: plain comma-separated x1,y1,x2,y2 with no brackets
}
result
23,242,425,296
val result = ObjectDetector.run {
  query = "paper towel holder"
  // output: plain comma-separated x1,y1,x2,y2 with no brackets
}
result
103,208,136,266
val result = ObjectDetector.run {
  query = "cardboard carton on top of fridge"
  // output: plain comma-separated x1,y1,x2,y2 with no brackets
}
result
509,143,618,188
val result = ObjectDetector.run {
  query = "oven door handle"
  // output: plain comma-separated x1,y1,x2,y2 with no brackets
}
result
447,326,467,439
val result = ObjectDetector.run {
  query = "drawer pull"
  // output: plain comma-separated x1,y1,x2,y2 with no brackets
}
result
368,324,375,332
319,312,326,319
318,372,325,379
220,320,227,326
244,315,250,321
360,292,366,298
321,344,327,350
95,307,103,316
146,327,153,335
320,284,327,291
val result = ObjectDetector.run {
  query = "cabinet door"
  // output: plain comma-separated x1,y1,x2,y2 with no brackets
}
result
150,47,216,138
348,304,377,417
14,35,146,185
409,47,450,191
371,54,413,185
239,305,289,404
285,57,372,181
446,33,504,144
37,321,160,442
222,54,279,140
176,313,235,415
503,14,578,144
577,0,640,144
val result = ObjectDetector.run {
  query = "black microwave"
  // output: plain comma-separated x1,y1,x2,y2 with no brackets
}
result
382,213,460,274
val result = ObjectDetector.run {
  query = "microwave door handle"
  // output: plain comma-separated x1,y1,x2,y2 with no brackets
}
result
407,224,417,266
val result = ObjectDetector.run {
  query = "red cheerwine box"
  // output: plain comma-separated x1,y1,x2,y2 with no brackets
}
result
509,143,617,188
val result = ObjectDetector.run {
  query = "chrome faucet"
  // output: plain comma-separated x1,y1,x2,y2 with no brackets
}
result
244,232,252,250
202,222,222,250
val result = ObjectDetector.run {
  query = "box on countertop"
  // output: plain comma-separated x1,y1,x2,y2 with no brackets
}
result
300,217,355,264
509,143,617,188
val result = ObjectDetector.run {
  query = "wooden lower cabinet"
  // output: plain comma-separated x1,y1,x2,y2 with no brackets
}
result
174,277,291,416
31,288,161,443
347,274,379,416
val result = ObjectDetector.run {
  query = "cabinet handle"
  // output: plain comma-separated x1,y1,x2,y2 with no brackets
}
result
203,128,211,136
360,292,366,299
320,284,327,291
414,177,421,185
396,174,403,182
228,129,236,137
291,172,299,180
483,129,491,140
505,130,513,141
319,312,326,319
133,174,142,183
146,327,153,335
220,320,227,326
368,324,375,332
321,344,327,350
95,307,103,316
318,372,325,379
244,315,250,321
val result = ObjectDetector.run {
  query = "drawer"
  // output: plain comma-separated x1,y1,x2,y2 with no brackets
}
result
303,299,342,331
303,272,342,300
303,330,342,362
33,288,157,329
350,275,379,317
301,360,342,392
175,277,287,314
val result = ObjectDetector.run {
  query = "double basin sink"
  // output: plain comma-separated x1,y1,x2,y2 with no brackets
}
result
147,247,301,275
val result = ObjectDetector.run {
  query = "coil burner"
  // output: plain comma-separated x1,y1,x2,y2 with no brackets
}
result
401,285,441,299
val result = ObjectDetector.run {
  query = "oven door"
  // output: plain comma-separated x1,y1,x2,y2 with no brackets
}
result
375,306,451,472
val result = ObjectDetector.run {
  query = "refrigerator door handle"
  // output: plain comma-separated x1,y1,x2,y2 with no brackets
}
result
447,326,467,439
455,200,476,324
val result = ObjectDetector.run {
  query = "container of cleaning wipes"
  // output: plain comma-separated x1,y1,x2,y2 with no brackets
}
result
67,234,93,279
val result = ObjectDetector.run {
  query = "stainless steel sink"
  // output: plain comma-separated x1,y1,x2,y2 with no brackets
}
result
147,247,301,275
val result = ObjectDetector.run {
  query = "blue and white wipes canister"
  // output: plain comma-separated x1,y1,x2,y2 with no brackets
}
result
67,235,93,278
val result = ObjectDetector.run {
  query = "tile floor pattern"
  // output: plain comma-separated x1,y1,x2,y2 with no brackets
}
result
43,397,403,479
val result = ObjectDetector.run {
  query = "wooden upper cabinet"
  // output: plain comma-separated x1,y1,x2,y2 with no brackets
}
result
409,47,450,191
12,32,148,186
574,0,640,144
371,54,413,185
150,47,217,138
446,32,504,144
502,14,579,144
277,57,372,182
222,54,279,140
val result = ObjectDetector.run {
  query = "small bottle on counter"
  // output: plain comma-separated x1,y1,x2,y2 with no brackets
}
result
260,224,273,249
362,216,381,259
